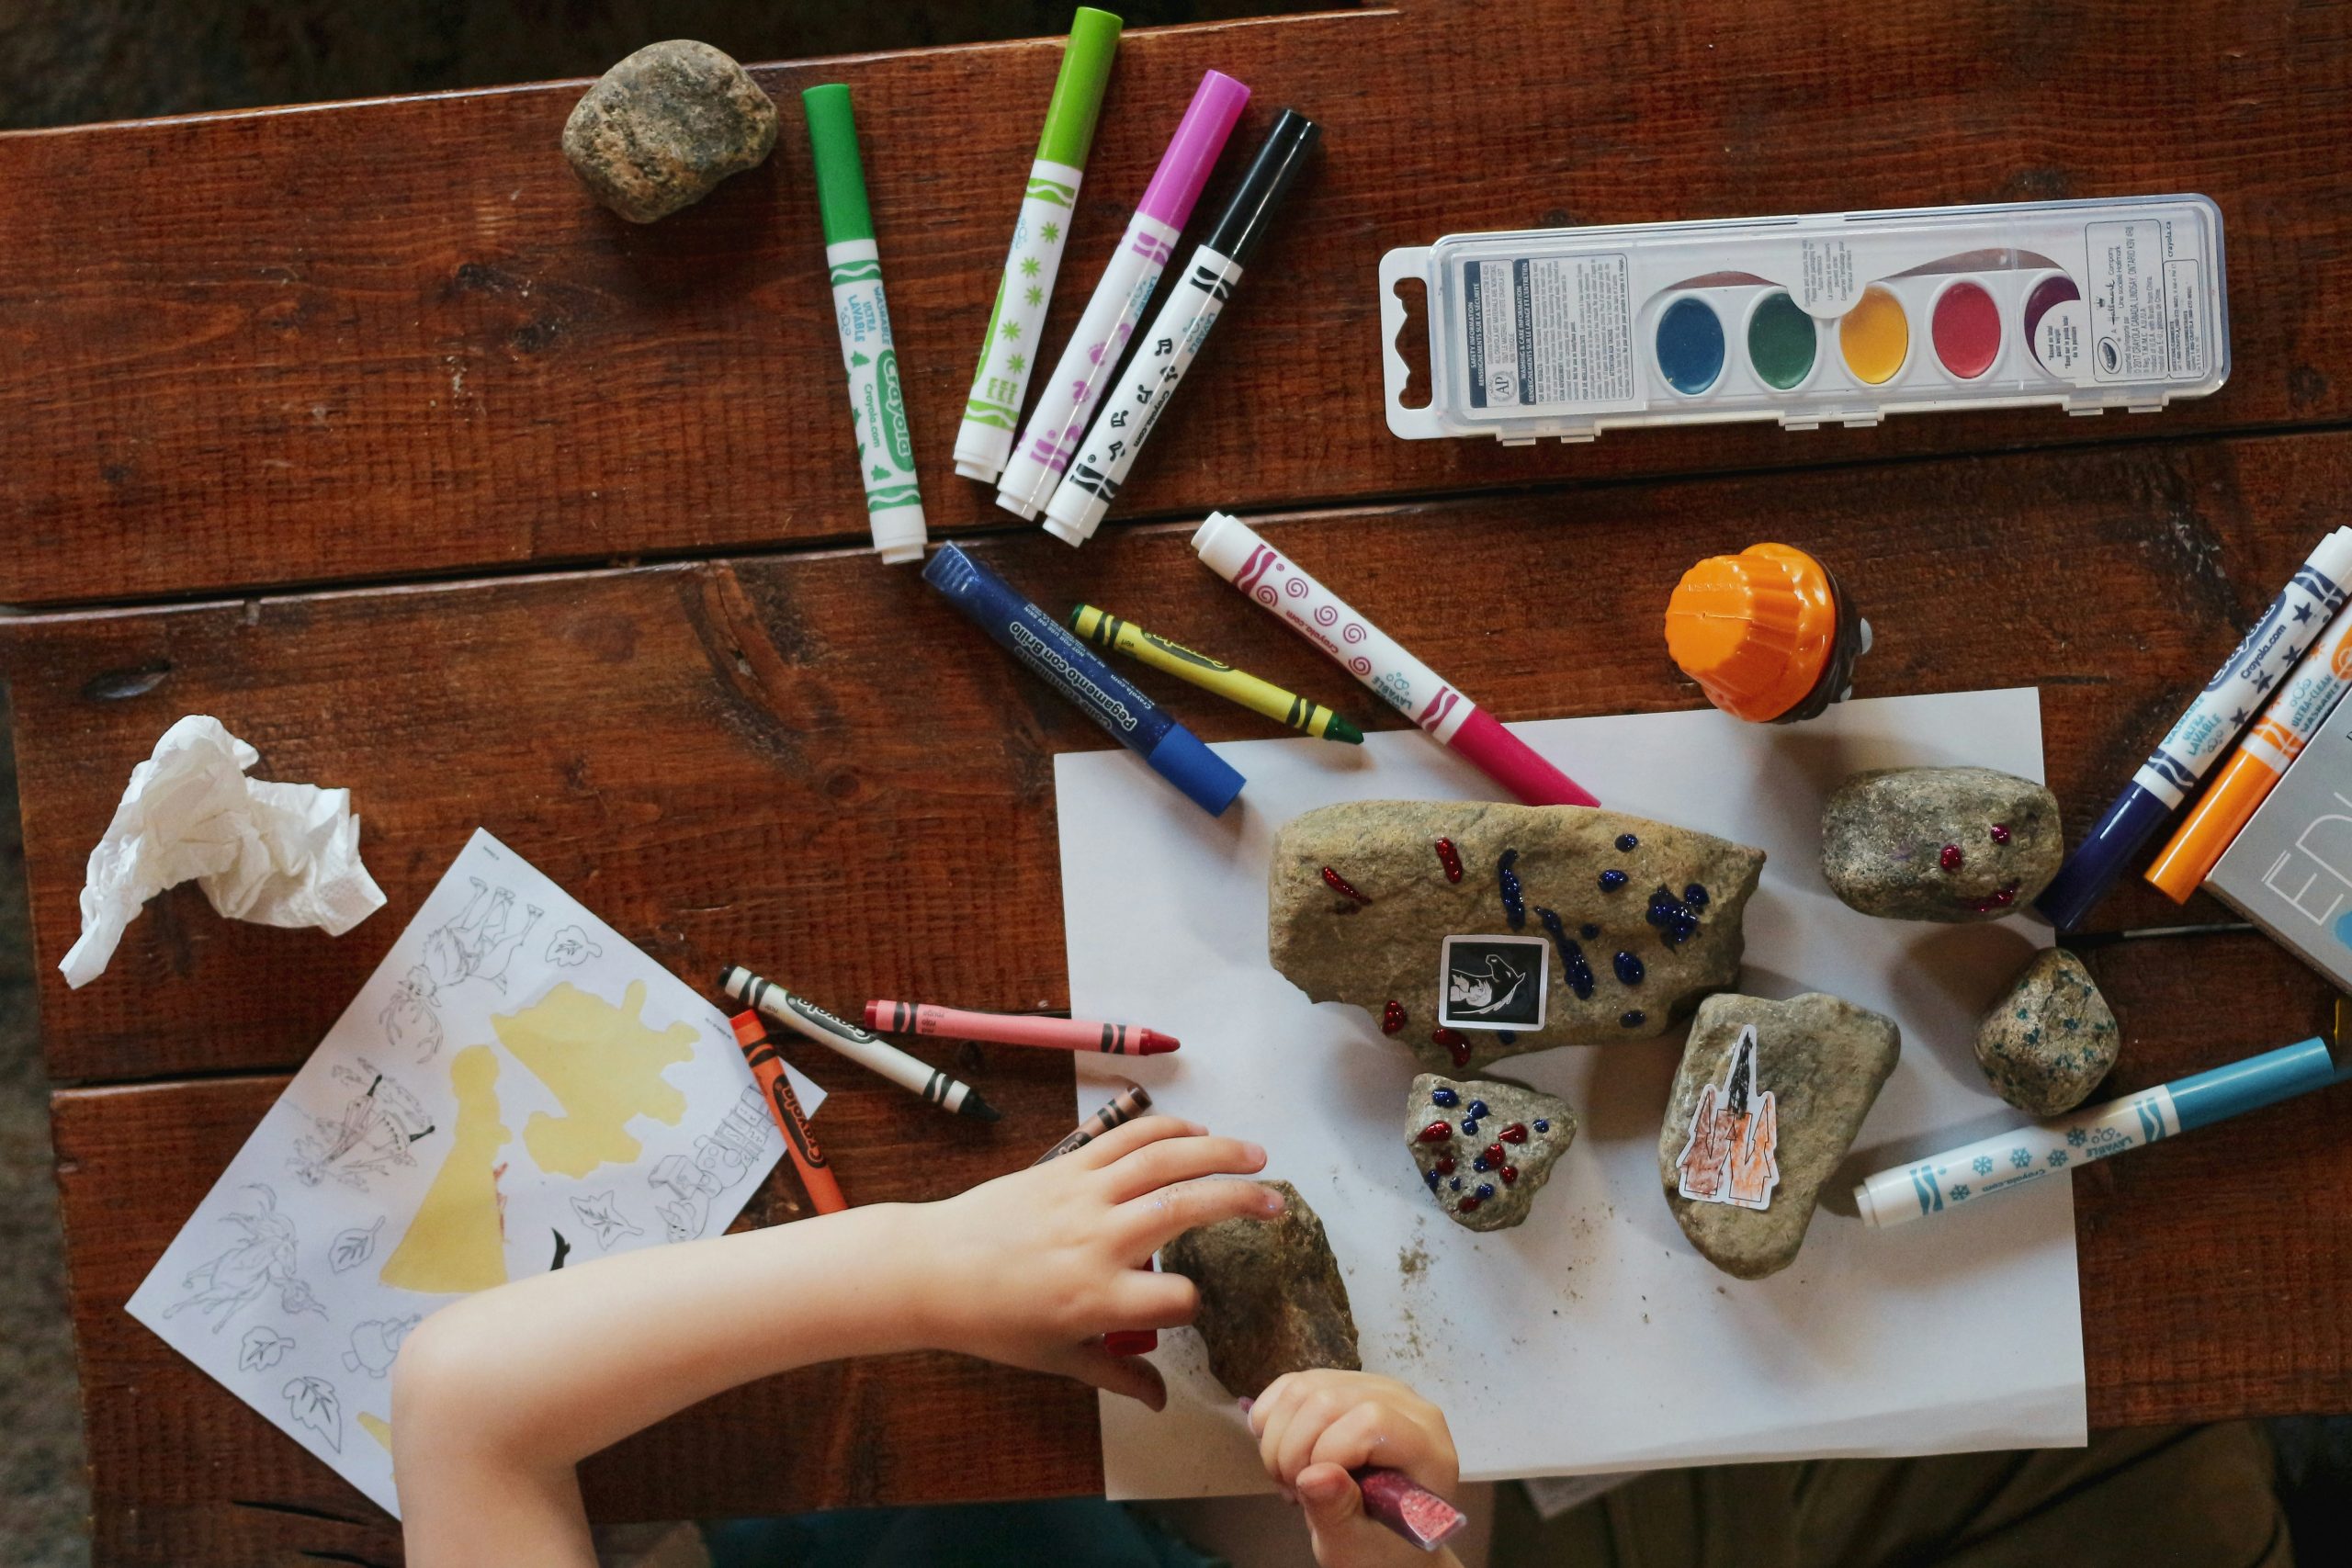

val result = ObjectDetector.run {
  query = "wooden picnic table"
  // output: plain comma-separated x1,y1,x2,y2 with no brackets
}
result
5,2,2350,1562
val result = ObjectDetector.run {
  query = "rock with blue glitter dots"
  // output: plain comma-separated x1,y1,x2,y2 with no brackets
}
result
1405,1072,1578,1232
1973,948,2118,1114
1269,800,1765,1068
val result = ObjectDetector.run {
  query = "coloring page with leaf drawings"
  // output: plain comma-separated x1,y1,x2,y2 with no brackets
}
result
127,828,820,1517
1057,689,2085,1499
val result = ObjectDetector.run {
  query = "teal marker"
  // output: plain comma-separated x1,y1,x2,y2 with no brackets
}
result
955,8,1123,484
805,85,926,565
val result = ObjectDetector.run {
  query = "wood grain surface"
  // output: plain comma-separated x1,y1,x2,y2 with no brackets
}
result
9,1,2352,1562
5,0,2350,605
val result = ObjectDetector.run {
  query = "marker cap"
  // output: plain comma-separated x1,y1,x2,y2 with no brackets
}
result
1450,707,1600,808
1144,724,1246,816
2168,1036,2347,1130
1136,71,1250,228
1202,109,1320,268
1037,8,1124,167
2032,784,2174,930
1666,543,1862,723
803,85,875,244
2143,750,2276,903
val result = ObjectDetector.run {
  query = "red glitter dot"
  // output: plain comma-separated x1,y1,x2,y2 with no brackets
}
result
1482,1142,1505,1166
1500,1122,1529,1145
1500,1166,1520,1185
1989,824,2013,844
1382,1001,1406,1035
1939,843,1964,872
1418,1121,1453,1145
1433,837,1464,884
1456,1196,1483,1213
1321,865,1372,904
1431,1027,1472,1068
1434,1155,1457,1175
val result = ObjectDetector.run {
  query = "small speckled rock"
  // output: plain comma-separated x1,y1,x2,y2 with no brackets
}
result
1973,948,2120,1114
1820,767,2061,922
1404,1073,1577,1231
562,40,778,222
1658,992,1899,1280
1269,801,1766,1070
1161,1181,1360,1398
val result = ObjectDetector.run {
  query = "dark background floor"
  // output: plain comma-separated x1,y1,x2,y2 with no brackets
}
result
3,4,2346,1566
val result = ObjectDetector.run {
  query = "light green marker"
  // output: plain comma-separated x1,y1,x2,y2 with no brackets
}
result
806,84,925,565
952,8,1123,485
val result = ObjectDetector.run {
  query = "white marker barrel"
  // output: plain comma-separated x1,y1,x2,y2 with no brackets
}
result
826,239,926,564
955,157,1087,482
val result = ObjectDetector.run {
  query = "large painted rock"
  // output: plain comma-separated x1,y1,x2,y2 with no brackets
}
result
1820,767,2062,921
1974,948,2120,1114
1405,1073,1577,1231
1657,992,1899,1280
1270,801,1765,1070
1161,1180,1360,1398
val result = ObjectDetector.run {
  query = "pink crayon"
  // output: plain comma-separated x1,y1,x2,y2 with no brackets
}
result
1192,512,1600,807
865,999,1180,1055
995,71,1250,520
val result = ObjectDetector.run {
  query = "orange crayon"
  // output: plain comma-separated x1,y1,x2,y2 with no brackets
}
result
729,1012,848,1216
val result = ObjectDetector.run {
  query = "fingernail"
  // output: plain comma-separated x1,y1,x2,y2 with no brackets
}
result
1262,1186,1286,1213
1244,1141,1266,1164
1238,1396,1255,1413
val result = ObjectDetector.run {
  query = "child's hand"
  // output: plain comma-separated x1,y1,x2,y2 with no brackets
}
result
906,1114,1278,1412
1249,1370,1461,1568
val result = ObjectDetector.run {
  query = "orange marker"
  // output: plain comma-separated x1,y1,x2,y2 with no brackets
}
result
729,1011,848,1215
2147,602,2352,902
1665,543,1871,723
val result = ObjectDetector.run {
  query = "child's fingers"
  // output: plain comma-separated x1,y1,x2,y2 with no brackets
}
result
1112,1269,1202,1330
1118,1176,1284,1250
1069,1113,1206,1169
1050,1343,1168,1412
1310,1400,1458,1496
1272,1385,1356,1486
1100,1134,1267,1202
1295,1463,1364,1537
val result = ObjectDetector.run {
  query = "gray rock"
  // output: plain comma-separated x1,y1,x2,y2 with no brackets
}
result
562,40,778,223
1658,992,1899,1280
1160,1180,1359,1398
1269,801,1765,1070
1820,767,2061,922
1973,948,2120,1114
1405,1073,1577,1231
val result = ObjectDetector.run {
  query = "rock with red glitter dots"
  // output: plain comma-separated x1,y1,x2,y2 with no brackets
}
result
1404,1072,1577,1232
1268,800,1766,1067
1820,767,2062,923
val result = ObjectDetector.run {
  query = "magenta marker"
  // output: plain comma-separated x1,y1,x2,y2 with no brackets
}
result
994,70,1250,520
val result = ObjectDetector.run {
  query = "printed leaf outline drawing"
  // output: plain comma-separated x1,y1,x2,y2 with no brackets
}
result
569,1190,642,1250
239,1326,295,1372
283,1376,344,1453
330,1217,385,1274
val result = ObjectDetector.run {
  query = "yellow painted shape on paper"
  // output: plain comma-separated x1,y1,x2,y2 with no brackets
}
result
358,1411,393,1451
380,1045,513,1293
499,980,695,1178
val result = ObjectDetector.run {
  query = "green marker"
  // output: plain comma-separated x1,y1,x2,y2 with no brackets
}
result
952,8,1123,485
805,85,925,565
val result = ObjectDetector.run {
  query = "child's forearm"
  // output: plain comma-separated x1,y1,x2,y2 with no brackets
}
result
393,1203,932,1557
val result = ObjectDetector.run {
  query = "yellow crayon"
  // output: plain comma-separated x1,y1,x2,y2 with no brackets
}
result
1069,604,1364,743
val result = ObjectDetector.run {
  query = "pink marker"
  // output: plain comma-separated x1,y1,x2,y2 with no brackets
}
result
865,999,1180,1055
1191,513,1600,807
995,70,1250,520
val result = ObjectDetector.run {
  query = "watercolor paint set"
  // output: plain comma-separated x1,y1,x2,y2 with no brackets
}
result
1380,195,2228,444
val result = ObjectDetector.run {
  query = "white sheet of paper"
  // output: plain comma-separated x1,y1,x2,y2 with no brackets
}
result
1057,689,2085,1497
128,829,819,1517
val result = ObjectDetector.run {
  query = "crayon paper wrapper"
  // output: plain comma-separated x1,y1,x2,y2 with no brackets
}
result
125,829,817,1517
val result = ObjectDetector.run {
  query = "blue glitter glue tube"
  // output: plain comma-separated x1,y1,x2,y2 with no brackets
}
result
923,543,1245,816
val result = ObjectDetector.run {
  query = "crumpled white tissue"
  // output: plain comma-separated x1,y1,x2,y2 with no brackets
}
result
61,715,387,987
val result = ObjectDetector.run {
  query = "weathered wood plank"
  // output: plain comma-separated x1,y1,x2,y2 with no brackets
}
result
6,428,2343,1085
6,0,2351,604
51,924,2350,1560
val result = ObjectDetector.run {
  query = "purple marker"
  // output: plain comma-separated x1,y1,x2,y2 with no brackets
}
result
994,70,1249,521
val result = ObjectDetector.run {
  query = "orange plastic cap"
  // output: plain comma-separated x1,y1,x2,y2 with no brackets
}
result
2143,750,2278,903
1664,543,1838,722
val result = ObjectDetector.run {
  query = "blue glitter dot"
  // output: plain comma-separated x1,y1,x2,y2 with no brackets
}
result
1467,1100,1490,1119
1684,884,1710,907
1644,906,1667,927
1472,1156,1489,1173
1620,1010,1645,1028
1614,951,1645,985
1600,869,1629,891
1615,833,1639,852
1476,1182,1496,1200
1450,1178,1463,1191
1533,1118,1551,1133
1431,1087,1460,1108
1580,923,1600,940
1424,1168,1441,1189
1498,1031,1518,1045
1461,1119,1480,1137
